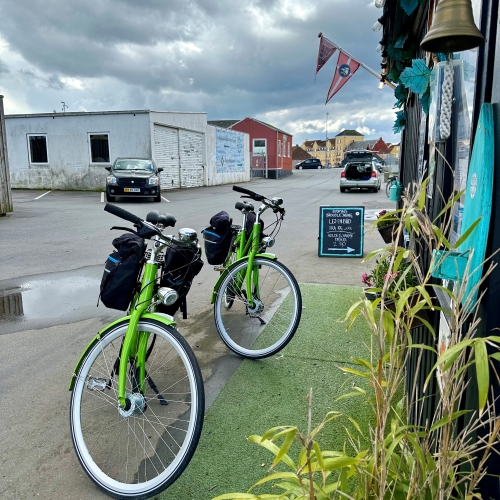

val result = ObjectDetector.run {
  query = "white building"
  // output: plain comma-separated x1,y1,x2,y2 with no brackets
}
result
5,110,250,190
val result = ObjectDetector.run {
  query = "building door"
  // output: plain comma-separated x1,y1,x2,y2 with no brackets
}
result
154,125,180,190
179,129,204,188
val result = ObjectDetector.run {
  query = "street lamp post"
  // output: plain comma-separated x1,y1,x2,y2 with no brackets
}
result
326,112,329,167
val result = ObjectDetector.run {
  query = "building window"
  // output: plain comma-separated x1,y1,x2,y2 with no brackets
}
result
89,133,110,163
253,138,267,154
28,134,48,164
288,142,290,157
278,140,281,157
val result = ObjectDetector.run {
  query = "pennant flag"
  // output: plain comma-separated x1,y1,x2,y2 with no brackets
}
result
316,36,337,77
325,51,361,103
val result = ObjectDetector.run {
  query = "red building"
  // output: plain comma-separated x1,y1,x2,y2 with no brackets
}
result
229,118,293,179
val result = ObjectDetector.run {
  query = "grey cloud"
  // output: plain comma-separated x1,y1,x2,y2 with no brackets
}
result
0,0,398,144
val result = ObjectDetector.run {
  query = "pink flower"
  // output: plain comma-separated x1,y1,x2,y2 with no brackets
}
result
384,271,398,281
361,273,373,286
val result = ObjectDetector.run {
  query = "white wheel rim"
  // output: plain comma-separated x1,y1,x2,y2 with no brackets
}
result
71,322,200,496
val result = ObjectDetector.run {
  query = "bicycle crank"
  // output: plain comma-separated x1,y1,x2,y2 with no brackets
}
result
118,392,146,417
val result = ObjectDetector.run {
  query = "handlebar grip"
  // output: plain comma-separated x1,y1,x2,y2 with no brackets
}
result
104,203,142,225
233,185,256,196
232,185,264,201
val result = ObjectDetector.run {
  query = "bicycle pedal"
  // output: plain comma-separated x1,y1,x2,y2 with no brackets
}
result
213,266,225,272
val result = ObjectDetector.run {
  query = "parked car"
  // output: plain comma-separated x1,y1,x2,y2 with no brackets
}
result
105,158,163,202
296,158,323,170
340,150,381,193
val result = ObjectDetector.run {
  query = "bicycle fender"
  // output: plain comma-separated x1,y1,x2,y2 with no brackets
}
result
68,312,176,391
210,253,277,304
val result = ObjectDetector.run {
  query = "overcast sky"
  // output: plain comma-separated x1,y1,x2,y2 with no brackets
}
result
0,0,400,145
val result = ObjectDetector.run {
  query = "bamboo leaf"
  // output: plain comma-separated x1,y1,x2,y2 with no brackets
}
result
432,225,451,249
320,456,360,472
429,410,470,432
339,366,371,379
251,471,299,487
453,217,482,249
383,309,395,343
248,436,296,469
352,358,374,371
335,391,366,401
475,338,489,415
418,179,429,209
273,429,297,466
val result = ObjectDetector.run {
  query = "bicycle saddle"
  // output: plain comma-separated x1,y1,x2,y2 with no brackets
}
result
235,201,254,212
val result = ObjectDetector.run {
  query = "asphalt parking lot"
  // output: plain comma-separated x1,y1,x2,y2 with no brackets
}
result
0,170,395,499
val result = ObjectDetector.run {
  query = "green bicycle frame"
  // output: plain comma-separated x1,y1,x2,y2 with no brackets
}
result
215,212,272,308
69,237,177,409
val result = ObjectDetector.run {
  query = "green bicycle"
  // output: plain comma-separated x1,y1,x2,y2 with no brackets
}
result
69,204,204,499
210,185,302,359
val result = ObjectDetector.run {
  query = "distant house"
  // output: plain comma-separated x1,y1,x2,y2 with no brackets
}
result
346,137,391,155
330,130,364,165
292,144,312,167
208,117,293,179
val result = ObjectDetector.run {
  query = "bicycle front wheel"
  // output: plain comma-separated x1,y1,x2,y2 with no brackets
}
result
214,257,302,359
70,319,204,499
386,181,391,197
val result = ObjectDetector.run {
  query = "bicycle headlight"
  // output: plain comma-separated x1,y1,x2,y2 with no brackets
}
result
262,236,275,248
107,175,117,185
157,287,179,306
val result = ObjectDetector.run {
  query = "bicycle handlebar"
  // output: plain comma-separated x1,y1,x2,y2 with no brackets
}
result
104,203,142,224
232,185,265,201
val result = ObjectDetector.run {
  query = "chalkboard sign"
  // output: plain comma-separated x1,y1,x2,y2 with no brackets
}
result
318,206,364,257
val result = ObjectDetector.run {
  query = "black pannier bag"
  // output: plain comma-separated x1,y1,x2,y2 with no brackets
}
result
99,233,146,311
245,211,264,242
157,243,204,318
202,211,233,265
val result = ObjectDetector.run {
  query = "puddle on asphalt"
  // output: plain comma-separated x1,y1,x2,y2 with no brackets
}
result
0,272,110,334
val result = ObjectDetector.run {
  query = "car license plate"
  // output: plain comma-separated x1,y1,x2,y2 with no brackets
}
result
124,188,140,193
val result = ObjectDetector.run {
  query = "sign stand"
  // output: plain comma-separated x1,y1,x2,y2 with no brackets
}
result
318,206,364,257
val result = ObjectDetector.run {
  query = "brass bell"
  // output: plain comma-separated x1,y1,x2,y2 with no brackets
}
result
421,0,484,53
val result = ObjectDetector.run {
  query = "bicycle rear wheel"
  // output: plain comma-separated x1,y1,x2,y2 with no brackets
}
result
214,257,302,359
70,319,204,499
386,181,391,197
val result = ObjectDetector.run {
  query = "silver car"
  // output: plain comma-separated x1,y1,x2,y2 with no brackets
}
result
339,151,382,193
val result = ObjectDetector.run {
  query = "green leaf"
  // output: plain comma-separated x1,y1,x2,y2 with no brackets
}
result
251,471,299,487
320,456,360,471
420,86,431,115
429,410,470,432
400,59,432,95
383,309,395,343
393,110,406,133
248,436,296,469
273,429,297,465
453,216,482,249
475,338,489,415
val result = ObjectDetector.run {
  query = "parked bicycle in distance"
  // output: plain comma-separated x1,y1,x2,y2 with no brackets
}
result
203,185,302,360
69,204,204,499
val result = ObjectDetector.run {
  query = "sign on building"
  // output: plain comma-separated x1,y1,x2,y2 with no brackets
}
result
216,128,245,173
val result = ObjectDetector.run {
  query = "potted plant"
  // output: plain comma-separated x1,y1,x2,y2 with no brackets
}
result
376,209,399,244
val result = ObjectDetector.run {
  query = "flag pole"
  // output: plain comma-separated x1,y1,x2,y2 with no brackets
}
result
318,33,395,90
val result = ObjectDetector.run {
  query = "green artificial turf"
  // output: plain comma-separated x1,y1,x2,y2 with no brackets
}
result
160,284,375,500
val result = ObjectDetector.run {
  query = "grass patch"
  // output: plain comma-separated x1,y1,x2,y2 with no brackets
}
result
160,284,375,500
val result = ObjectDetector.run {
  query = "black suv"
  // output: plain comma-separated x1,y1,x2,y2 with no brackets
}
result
105,158,163,202
295,158,322,170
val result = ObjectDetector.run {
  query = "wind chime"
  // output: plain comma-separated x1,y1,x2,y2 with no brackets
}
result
420,0,484,139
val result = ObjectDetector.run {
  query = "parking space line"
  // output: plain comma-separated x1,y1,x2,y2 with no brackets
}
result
34,191,51,200
101,192,104,203
161,196,170,202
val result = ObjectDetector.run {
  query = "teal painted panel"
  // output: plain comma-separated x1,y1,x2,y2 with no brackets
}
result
459,103,494,307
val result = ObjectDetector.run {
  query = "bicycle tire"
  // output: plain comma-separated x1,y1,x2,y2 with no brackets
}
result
386,181,391,197
214,257,302,359
223,251,237,309
70,319,204,499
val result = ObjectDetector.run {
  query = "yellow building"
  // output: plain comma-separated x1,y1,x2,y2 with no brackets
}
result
301,130,364,167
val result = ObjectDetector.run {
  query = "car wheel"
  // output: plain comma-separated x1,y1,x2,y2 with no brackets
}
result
373,187,378,193
340,188,346,193
106,193,115,202
154,192,161,202
317,165,321,169
298,166,303,170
